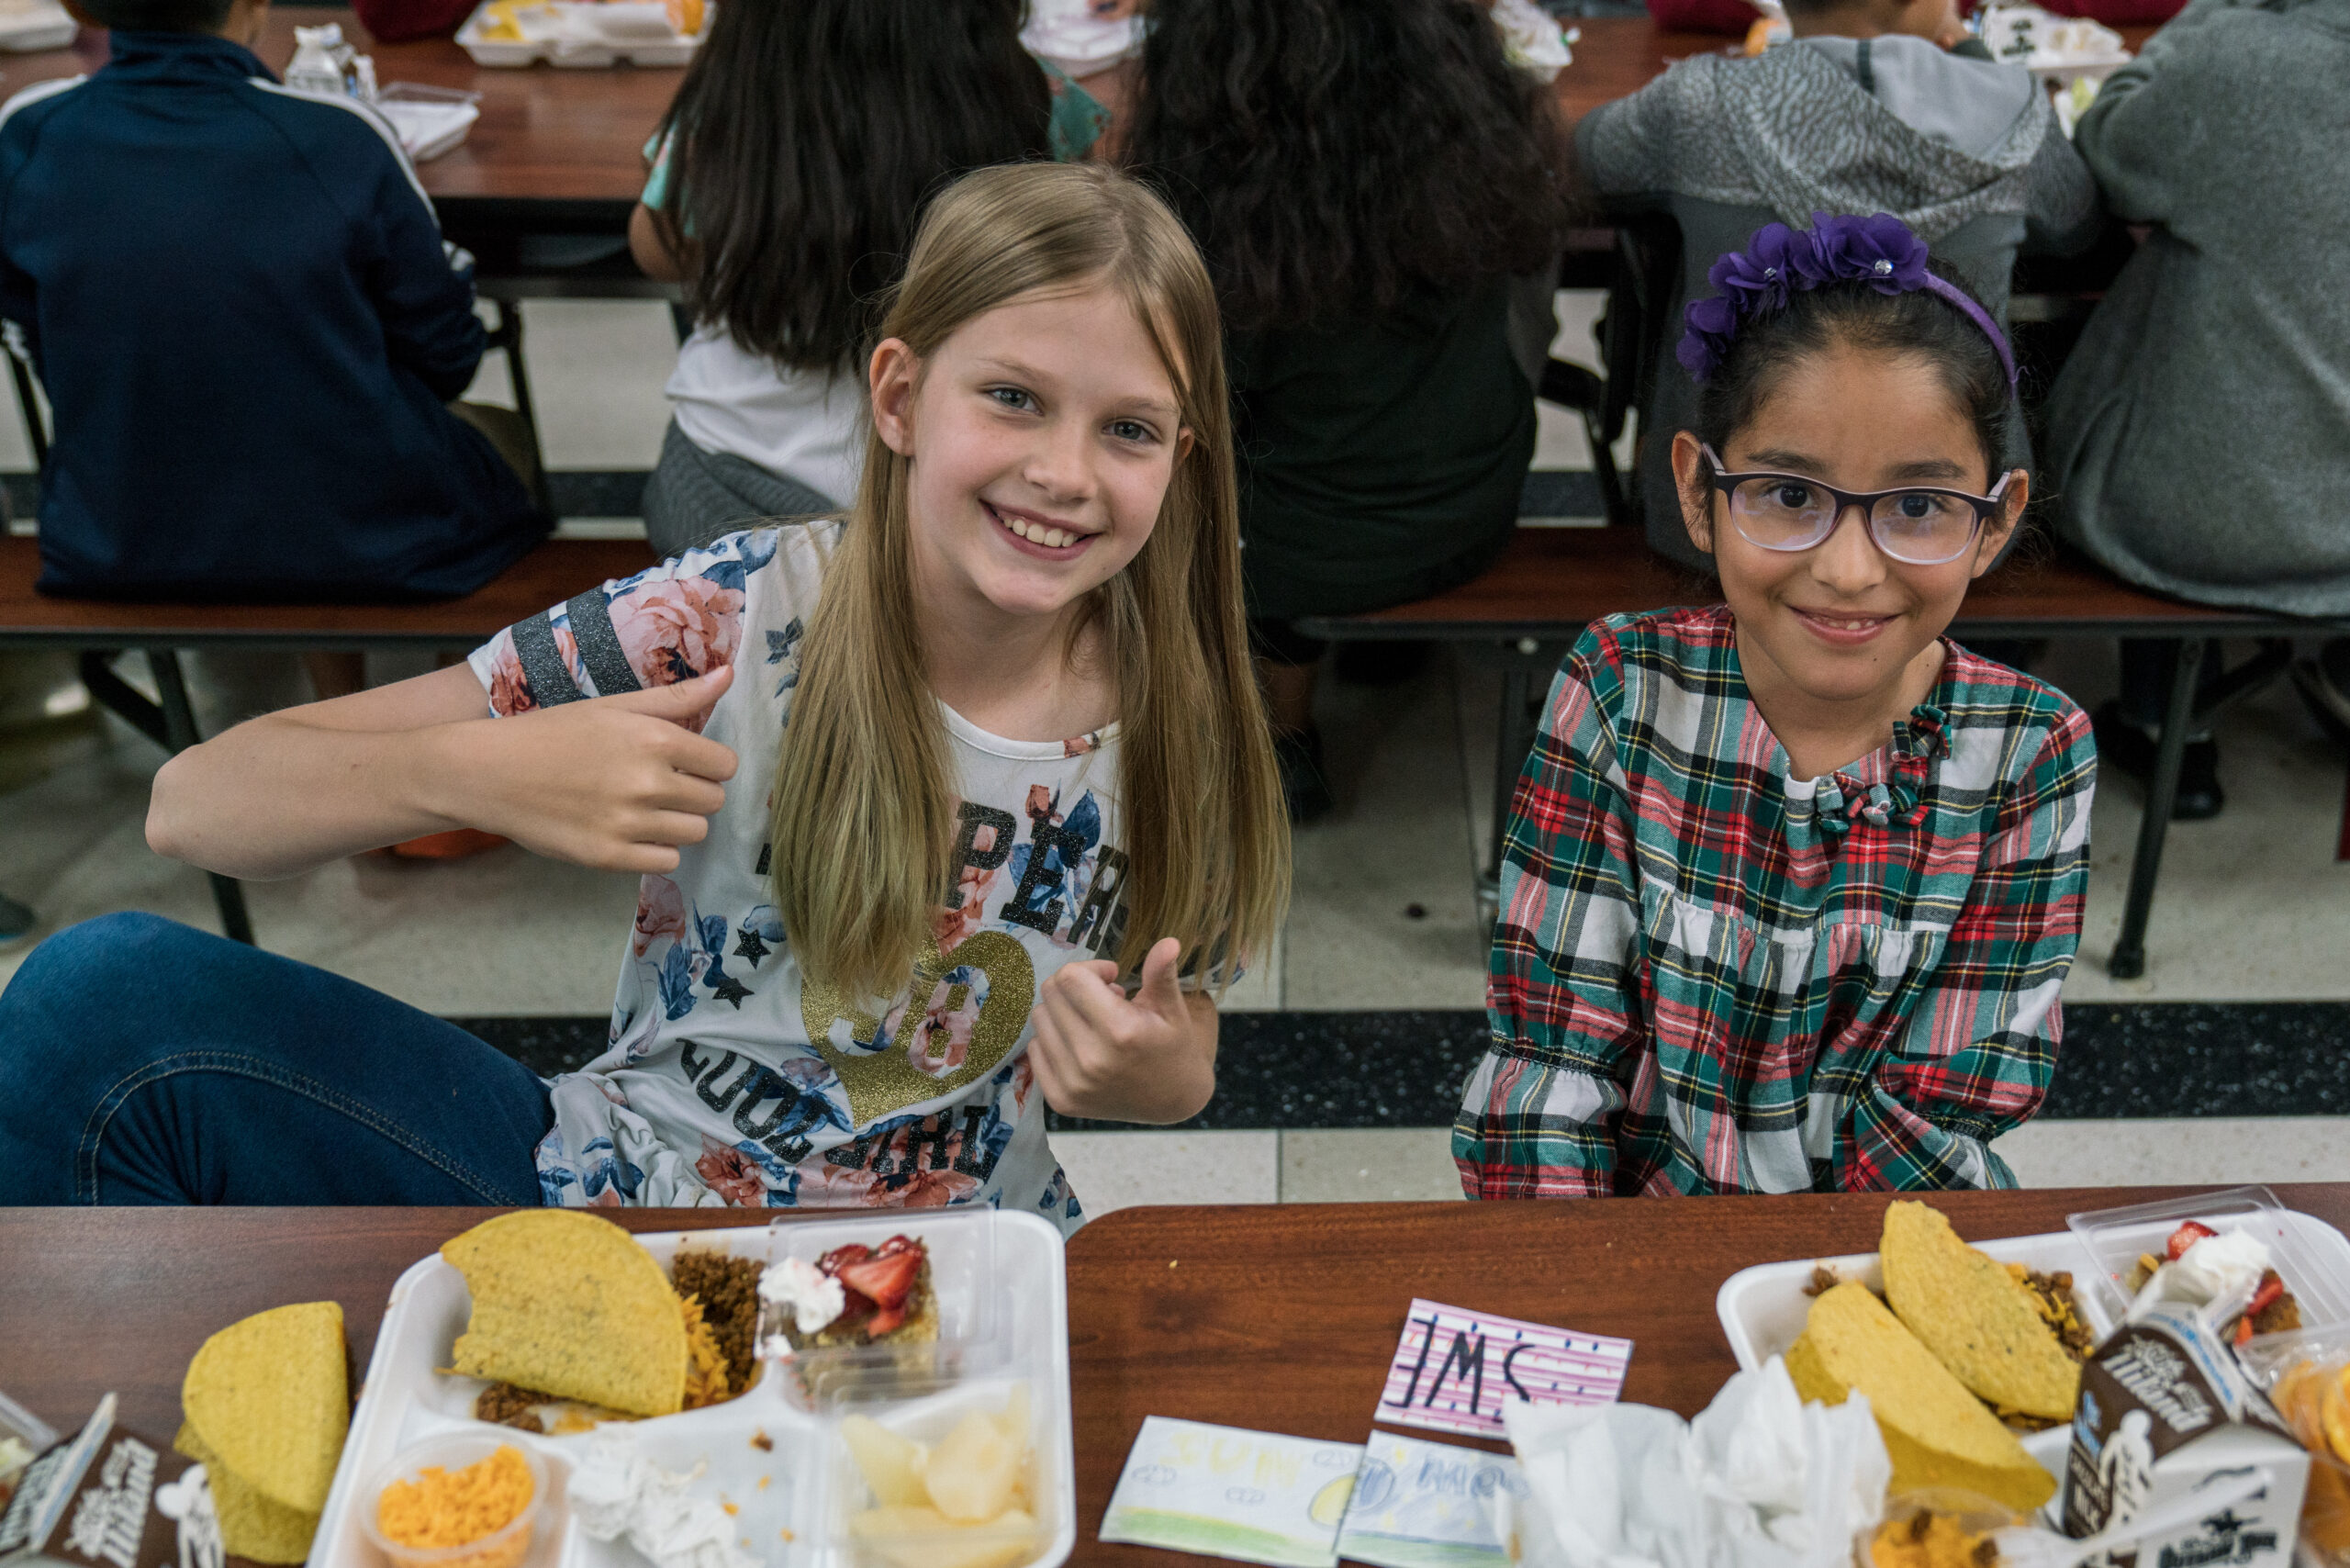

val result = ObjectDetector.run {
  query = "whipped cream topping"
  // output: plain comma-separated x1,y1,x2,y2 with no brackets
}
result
756,1256,845,1337
2127,1227,2275,1324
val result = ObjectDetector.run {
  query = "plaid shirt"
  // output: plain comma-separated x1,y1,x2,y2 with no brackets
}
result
1454,606,2095,1198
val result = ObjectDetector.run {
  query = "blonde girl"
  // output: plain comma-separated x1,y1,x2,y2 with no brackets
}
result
0,163,1287,1225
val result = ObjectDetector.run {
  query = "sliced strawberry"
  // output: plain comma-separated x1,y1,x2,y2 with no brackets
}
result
2248,1271,2287,1317
837,1249,923,1312
867,1300,910,1337
876,1235,923,1259
817,1242,874,1276
2167,1220,2219,1261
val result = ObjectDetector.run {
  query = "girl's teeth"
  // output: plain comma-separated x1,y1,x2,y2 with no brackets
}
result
1003,514,1075,549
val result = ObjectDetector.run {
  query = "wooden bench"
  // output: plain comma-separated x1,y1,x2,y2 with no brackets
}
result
1299,525,2329,979
0,533,655,945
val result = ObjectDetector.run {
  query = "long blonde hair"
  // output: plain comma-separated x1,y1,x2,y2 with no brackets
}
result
771,162,1289,1002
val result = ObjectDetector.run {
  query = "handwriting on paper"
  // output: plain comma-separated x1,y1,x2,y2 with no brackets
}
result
1377,1298,1631,1438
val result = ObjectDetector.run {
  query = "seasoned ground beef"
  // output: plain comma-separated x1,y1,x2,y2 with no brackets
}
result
672,1250,765,1393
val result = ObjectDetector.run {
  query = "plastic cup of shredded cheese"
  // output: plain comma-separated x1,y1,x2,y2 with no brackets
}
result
362,1435,548,1568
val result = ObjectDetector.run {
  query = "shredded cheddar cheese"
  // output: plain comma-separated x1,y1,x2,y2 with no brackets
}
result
377,1445,533,1550
680,1294,732,1409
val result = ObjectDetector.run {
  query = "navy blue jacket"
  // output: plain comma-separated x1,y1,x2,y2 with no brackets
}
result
0,31,546,599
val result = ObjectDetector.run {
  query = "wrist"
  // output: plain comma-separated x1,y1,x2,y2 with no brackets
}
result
404,719,484,833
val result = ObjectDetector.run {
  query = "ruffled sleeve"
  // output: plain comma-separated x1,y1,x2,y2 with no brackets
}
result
1453,625,1651,1198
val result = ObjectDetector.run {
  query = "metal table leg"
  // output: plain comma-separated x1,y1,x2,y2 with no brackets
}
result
146,647,256,946
2108,636,2203,980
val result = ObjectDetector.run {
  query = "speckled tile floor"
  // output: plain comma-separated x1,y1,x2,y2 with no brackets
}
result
6,296,2349,1203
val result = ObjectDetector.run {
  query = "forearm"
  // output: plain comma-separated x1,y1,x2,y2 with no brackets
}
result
147,713,477,880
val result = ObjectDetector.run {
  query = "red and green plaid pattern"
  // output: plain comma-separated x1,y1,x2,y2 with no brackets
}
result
1454,605,2095,1198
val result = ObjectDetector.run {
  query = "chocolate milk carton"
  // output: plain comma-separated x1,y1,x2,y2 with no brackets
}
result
0,1396,222,1568
2065,1304,2310,1567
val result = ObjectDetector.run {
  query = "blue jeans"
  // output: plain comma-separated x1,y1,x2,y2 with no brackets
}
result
0,913,554,1204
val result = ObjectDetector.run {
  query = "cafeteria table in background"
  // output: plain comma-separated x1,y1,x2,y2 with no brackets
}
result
6,1188,2345,1565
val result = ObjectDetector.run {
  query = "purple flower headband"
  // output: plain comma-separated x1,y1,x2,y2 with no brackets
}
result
1675,212,2017,390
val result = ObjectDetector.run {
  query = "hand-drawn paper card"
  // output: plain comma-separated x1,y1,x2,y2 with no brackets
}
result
1335,1430,1525,1568
1098,1416,1364,1568
1377,1298,1630,1438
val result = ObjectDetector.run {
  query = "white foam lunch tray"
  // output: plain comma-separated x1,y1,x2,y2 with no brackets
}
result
1717,1227,2106,1493
455,2,708,68
308,1211,1074,1568
1717,1204,2350,1505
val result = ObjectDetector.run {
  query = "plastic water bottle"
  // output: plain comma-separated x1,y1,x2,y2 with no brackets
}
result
285,23,349,95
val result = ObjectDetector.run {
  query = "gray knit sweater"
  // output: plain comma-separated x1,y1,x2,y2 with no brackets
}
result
2044,0,2350,617
1580,38,2100,565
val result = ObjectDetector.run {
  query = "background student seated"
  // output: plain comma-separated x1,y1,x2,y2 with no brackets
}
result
0,0,545,604
2042,0,2350,818
1576,0,2100,568
1122,0,1575,822
627,0,1058,558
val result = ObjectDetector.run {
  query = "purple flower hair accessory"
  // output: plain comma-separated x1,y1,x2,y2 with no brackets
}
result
1675,211,2017,388
1798,211,1930,293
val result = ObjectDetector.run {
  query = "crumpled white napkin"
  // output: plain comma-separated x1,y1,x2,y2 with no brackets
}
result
1500,1357,1890,1568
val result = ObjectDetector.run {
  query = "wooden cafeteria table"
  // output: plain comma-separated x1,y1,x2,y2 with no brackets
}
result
7,1187,2347,1564
0,13,1817,246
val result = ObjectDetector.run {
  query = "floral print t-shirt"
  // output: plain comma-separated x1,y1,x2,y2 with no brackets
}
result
467,522,1124,1231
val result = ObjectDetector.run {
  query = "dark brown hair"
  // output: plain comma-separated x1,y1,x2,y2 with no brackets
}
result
1120,0,1577,332
651,0,1053,370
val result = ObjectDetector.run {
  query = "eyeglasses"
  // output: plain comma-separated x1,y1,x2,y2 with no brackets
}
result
1700,443,2012,566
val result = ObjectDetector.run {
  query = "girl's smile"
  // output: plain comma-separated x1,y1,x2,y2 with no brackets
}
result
982,498,1101,557
1673,342,2024,778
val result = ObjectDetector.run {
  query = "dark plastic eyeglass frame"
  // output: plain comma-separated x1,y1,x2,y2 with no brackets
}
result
1698,443,2015,566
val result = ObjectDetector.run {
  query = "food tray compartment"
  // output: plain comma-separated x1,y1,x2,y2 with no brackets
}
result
822,1374,1064,1568
316,1226,822,1568
2233,1324,2350,1567
763,1211,1025,1410
2065,1186,2350,1335
1716,1227,2106,1498
317,1213,1072,1568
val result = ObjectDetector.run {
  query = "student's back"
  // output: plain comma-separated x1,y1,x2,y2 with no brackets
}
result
0,9,543,600
2045,0,2350,617
1123,0,1574,818
1580,0,2099,566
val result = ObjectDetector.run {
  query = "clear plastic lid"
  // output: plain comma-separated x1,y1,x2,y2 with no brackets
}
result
761,1212,1020,1411
2065,1185,2350,1336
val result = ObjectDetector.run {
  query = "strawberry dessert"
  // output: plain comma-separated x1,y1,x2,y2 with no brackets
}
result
767,1236,938,1351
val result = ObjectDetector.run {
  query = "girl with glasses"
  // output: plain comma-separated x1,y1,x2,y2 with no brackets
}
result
1455,213,2097,1199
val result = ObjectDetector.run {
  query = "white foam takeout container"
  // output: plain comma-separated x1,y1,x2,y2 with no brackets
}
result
310,1209,1074,1568
1718,1227,2106,1497
454,1,708,68
1716,1200,2350,1511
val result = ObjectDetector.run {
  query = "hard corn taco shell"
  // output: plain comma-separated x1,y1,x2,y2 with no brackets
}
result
442,1209,688,1417
1880,1200,2080,1421
172,1423,320,1564
1786,1282,2056,1513
181,1300,349,1514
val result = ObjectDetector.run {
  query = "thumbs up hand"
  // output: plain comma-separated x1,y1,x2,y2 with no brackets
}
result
1028,936,1219,1124
454,664,741,873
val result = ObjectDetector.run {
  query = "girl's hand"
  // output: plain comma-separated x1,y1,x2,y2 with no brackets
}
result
437,666,740,874
1028,936,1217,1124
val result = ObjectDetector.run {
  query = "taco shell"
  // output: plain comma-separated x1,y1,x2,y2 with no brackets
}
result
1880,1200,2080,1421
442,1209,688,1417
181,1299,349,1515
173,1423,320,1564
1786,1282,2056,1512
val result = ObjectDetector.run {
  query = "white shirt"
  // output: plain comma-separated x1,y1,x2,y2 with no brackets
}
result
666,323,866,506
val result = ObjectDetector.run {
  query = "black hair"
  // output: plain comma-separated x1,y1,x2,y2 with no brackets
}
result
653,0,1052,370
1120,0,1577,332
1691,259,2018,490
77,0,233,29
